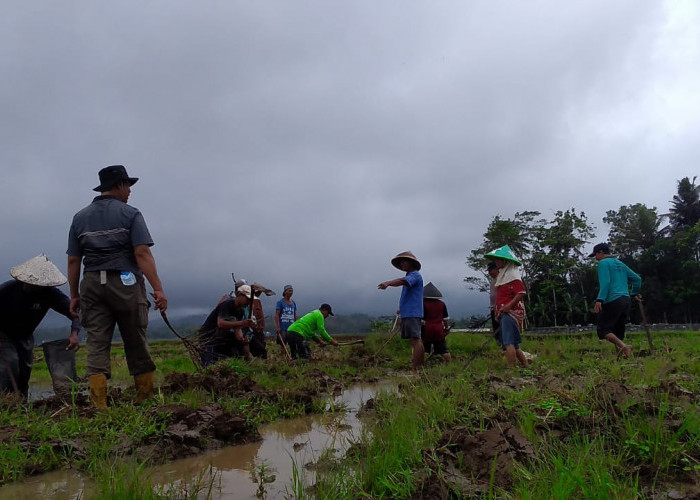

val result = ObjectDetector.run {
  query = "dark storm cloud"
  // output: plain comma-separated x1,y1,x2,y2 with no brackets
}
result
1,1,698,322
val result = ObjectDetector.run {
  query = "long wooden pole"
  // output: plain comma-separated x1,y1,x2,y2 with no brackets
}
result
373,314,400,358
637,298,654,355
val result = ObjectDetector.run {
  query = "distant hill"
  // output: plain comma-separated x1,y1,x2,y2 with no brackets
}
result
34,313,486,343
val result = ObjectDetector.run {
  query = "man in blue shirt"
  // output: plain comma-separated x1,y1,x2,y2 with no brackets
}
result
590,243,642,359
378,251,424,372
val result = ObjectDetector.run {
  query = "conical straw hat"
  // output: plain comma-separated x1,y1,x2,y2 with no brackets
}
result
391,251,421,271
484,245,522,266
423,282,443,299
10,254,67,286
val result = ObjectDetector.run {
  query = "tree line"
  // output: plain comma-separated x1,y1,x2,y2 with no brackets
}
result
465,176,700,326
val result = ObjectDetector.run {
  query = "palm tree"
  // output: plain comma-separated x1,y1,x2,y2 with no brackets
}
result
664,176,700,233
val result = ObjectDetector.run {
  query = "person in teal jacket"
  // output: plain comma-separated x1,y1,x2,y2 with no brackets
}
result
589,243,642,358
286,304,339,359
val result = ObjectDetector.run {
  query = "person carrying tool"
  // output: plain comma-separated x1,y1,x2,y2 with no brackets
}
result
422,282,452,363
0,255,80,398
67,165,168,409
486,245,529,368
378,251,424,372
198,285,256,366
589,242,642,359
249,283,275,359
286,304,339,359
275,284,297,352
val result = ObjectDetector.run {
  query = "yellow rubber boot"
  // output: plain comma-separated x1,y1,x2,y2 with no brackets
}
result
88,374,108,410
134,371,155,402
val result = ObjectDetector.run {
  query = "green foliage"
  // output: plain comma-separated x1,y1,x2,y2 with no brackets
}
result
604,203,661,258
467,176,700,325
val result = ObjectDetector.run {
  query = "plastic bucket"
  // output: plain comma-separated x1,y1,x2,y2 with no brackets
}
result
41,339,77,399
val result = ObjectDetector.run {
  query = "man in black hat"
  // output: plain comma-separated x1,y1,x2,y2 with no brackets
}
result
589,242,642,358
67,165,168,409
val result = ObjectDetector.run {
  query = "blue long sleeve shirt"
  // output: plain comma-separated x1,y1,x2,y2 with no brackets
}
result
596,257,642,303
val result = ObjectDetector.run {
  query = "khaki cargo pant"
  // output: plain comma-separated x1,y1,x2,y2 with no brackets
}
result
80,271,155,378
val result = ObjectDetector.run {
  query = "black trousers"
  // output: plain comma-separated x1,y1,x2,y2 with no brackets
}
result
0,330,34,397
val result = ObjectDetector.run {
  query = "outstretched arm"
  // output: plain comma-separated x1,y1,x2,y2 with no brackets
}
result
378,277,407,290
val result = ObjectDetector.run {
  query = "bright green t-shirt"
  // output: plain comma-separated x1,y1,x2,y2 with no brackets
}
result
287,309,332,343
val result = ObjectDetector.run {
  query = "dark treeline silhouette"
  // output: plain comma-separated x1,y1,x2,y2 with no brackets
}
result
466,176,700,326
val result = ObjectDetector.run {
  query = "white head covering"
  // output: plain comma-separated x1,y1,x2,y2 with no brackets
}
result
494,262,522,287
10,254,67,286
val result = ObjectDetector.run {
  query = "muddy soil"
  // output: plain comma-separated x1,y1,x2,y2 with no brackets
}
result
413,422,535,498
1,364,349,484
162,365,344,412
409,373,699,499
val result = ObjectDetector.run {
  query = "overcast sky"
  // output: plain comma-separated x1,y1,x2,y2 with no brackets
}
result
2,1,699,323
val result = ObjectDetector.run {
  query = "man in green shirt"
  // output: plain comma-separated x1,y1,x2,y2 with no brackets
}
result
286,304,339,359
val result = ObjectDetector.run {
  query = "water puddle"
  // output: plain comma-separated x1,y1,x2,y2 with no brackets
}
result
149,381,396,498
0,381,396,499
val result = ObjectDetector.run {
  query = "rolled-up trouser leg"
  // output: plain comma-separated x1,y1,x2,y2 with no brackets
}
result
80,272,117,378
0,331,33,398
113,276,155,376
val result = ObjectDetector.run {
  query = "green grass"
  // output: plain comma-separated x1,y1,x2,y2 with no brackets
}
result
312,330,700,499
3,331,700,499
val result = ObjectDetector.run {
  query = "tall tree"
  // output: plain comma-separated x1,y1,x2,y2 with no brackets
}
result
603,203,661,259
665,176,700,234
464,211,545,293
466,209,595,327
527,209,596,326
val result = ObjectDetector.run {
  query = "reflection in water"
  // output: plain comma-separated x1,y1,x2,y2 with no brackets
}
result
0,381,396,500
149,382,397,499
0,468,93,500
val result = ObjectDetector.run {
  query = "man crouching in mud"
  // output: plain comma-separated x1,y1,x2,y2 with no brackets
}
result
198,285,256,366
589,243,642,359
378,251,424,372
486,245,529,368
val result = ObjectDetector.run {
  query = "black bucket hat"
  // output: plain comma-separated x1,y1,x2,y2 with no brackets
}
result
93,165,139,192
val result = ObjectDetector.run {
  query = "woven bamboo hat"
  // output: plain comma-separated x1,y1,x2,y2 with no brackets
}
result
484,245,522,266
391,251,421,271
10,254,67,286
423,282,442,299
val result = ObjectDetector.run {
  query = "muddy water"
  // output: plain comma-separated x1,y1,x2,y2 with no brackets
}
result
0,381,396,500
149,381,396,498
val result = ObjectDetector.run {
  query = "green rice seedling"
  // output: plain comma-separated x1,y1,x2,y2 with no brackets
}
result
250,460,276,499
514,436,638,499
288,455,307,499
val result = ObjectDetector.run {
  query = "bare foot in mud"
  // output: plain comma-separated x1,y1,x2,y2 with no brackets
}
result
616,345,633,359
